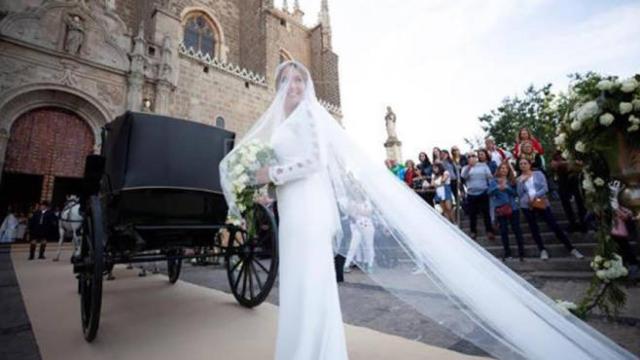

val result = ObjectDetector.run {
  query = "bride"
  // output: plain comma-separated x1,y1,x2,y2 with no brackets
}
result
220,61,635,360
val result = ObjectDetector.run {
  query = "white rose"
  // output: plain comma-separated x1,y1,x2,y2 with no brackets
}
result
596,80,614,91
576,101,600,122
596,270,606,280
582,177,595,193
632,99,640,111
594,255,603,263
574,141,587,153
599,113,615,126
554,133,567,146
619,102,633,115
561,150,571,159
621,78,639,93
594,177,605,187
603,260,611,269
629,115,640,125
570,120,582,131
628,124,639,132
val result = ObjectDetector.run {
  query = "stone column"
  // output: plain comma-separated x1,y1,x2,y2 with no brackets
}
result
126,26,146,111
0,129,9,185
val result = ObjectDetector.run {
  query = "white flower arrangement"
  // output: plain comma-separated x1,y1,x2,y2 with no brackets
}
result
591,254,628,283
632,99,640,111
628,124,639,132
619,102,633,115
225,139,276,224
599,113,615,126
576,100,600,122
570,120,582,131
596,80,614,91
620,78,639,93
554,133,567,146
630,115,640,125
555,299,578,314
574,141,587,153
593,177,605,187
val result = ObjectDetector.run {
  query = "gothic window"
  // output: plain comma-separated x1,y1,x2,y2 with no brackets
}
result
183,13,217,58
215,116,225,128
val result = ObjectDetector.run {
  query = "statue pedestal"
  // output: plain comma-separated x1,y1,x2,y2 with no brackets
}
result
384,138,402,164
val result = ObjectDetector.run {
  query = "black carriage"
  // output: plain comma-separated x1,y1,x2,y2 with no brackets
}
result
74,112,278,342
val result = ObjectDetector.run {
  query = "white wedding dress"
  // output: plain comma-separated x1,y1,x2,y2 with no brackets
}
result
220,60,635,360
269,103,349,360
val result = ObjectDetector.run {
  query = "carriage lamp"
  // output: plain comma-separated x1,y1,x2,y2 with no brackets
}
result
143,98,152,111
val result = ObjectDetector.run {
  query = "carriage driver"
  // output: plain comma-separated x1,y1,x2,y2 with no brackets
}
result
28,201,58,260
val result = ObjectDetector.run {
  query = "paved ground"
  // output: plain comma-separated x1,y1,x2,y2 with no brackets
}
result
0,246,41,360
6,246,487,360
3,244,639,359
166,257,640,357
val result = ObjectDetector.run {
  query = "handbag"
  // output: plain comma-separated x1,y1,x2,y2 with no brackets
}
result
495,204,513,217
531,197,547,210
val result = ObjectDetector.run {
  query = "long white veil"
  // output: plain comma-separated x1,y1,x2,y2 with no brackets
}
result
219,61,635,360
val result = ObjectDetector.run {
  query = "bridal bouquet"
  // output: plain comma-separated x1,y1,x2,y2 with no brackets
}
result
226,139,276,225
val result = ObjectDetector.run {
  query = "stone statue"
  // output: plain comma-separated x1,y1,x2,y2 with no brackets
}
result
63,14,85,55
385,106,398,139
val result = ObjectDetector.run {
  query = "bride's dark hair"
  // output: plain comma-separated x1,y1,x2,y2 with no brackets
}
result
275,61,309,91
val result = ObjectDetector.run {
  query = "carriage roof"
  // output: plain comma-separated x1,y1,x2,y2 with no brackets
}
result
102,112,235,194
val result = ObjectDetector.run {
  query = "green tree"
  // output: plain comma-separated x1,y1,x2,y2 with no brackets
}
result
479,84,558,159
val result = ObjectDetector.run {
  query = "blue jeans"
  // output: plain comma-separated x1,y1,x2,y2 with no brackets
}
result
521,207,574,252
497,209,525,258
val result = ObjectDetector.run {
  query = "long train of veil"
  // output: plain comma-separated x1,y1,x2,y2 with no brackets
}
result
219,61,636,359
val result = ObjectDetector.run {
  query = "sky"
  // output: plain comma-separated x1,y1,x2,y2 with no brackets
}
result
286,0,640,161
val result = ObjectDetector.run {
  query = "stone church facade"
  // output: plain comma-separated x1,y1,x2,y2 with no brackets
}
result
0,0,341,209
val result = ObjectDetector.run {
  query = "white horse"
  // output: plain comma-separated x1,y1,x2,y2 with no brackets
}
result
53,195,83,261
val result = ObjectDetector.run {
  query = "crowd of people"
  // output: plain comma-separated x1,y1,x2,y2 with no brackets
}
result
385,128,638,270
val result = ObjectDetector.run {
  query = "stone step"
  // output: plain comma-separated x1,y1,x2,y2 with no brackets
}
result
459,219,576,234
458,209,574,228
497,257,594,272
521,271,594,281
470,231,596,247
482,242,609,259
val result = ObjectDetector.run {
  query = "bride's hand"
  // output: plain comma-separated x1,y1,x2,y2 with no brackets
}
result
255,167,270,184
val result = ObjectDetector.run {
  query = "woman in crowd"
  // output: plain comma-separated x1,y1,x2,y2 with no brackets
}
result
440,150,459,203
432,147,442,164
517,158,584,260
489,162,525,261
416,151,432,182
477,148,497,174
513,127,544,158
430,162,455,222
461,153,495,240
518,140,544,174
404,160,420,188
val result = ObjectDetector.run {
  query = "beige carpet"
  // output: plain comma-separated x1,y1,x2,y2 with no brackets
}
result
11,245,486,360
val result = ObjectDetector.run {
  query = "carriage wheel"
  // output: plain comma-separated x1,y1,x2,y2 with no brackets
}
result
225,204,278,308
167,253,182,284
79,196,105,342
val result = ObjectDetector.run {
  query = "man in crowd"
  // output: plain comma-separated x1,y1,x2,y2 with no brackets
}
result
28,201,58,260
485,137,511,166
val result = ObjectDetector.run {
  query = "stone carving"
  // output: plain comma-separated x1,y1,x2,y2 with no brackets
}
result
385,106,398,139
63,14,85,55
58,60,78,86
160,35,173,79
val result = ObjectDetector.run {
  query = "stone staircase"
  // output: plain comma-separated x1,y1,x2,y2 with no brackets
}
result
457,200,637,280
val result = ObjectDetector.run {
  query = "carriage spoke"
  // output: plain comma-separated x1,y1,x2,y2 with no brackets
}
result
250,260,264,290
241,261,249,299
233,260,245,292
248,259,254,299
230,256,243,274
253,258,270,273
